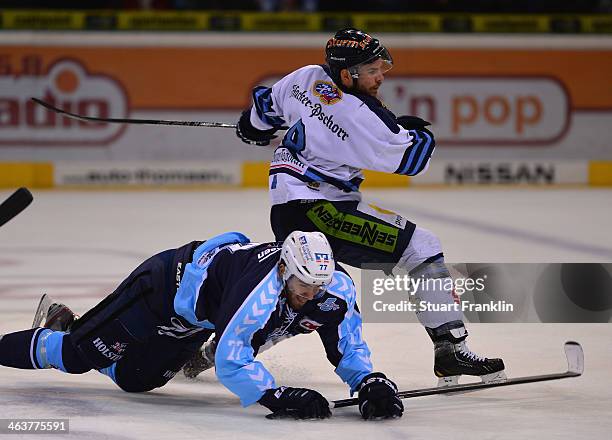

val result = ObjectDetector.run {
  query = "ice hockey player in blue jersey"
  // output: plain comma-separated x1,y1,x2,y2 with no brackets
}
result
0,231,403,420
234,27,506,386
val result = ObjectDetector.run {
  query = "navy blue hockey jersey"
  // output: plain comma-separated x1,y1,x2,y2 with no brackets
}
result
173,232,372,406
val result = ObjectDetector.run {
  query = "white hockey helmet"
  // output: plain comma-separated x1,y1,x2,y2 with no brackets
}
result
280,231,335,287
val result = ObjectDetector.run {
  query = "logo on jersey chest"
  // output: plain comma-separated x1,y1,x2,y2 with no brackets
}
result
289,84,349,141
312,80,343,105
317,297,340,311
298,317,323,331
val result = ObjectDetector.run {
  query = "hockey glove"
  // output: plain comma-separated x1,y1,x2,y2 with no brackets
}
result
259,386,331,420
358,372,404,420
236,109,277,147
396,115,431,130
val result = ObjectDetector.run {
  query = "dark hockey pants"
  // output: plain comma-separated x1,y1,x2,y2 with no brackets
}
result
271,200,416,267
53,245,212,392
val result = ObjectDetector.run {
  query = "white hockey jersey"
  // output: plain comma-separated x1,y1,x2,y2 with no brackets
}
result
248,64,435,205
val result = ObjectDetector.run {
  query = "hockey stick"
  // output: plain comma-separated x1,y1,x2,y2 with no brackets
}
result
0,187,33,228
331,341,584,409
265,342,583,418
30,98,238,128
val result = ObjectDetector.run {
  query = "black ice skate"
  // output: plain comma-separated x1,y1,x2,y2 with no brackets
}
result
183,339,217,379
31,294,77,331
434,340,506,386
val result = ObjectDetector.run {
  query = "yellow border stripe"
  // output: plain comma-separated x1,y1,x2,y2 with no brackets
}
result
362,170,410,187
241,162,269,187
0,163,54,188
0,161,608,189
589,161,612,186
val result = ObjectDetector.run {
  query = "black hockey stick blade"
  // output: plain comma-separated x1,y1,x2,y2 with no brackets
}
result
30,97,238,128
0,187,33,228
332,341,583,409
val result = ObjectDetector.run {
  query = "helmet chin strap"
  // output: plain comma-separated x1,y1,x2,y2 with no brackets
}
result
278,260,289,287
334,69,360,94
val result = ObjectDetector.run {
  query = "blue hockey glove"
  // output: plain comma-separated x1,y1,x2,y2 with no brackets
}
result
358,372,404,420
236,109,277,147
396,115,431,129
259,386,331,420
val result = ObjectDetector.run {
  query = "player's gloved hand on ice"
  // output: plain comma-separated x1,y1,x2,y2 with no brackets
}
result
259,386,331,420
358,372,404,420
236,109,277,146
396,115,431,130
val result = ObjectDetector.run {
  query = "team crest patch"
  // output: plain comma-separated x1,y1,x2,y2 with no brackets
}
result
110,342,128,354
313,80,343,105
318,297,340,311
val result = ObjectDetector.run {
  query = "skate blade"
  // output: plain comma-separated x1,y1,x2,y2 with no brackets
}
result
437,370,507,388
31,294,52,329
437,375,459,387
480,370,507,384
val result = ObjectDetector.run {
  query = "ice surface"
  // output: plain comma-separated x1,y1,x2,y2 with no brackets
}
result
1,188,611,439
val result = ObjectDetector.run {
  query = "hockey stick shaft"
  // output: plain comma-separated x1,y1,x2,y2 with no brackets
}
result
0,187,33,228
332,341,583,409
333,371,579,408
30,98,238,128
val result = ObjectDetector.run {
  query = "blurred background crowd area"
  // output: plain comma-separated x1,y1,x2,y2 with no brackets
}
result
4,0,612,13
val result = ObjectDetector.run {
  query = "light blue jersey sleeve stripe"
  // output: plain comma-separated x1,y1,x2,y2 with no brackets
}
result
326,272,373,393
174,232,250,328
215,267,283,407
399,133,424,175
406,131,434,175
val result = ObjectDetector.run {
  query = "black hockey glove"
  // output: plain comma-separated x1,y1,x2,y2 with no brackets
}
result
259,386,331,420
236,109,277,147
358,372,404,420
396,115,431,130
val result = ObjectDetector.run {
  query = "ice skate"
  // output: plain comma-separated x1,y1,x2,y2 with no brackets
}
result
183,339,216,379
434,340,506,386
31,294,77,331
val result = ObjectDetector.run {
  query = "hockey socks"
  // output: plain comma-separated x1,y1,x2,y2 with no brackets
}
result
0,328,51,369
0,328,90,373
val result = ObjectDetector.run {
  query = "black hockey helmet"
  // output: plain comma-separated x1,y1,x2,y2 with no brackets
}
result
325,28,393,83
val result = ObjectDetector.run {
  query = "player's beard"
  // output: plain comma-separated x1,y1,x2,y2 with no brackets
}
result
355,79,381,98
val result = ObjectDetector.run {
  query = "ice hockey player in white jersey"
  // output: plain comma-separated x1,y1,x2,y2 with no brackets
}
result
232,27,506,386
